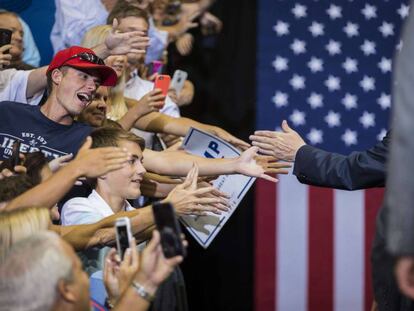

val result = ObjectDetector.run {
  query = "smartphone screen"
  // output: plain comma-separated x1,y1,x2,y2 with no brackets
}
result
0,28,11,47
152,202,186,258
115,218,132,259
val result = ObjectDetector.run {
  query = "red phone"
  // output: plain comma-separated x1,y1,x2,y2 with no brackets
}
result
153,75,171,96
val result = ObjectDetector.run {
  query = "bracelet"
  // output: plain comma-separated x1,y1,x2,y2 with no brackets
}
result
132,281,156,303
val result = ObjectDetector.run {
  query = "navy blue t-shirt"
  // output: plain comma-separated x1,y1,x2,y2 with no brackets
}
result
0,101,92,160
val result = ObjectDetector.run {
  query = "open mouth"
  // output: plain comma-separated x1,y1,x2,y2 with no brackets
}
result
77,92,92,105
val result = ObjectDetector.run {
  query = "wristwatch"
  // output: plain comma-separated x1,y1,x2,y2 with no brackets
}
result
132,281,156,303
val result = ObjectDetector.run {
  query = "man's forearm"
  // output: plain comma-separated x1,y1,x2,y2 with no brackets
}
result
6,162,82,211
143,149,238,176
54,206,155,250
135,112,216,137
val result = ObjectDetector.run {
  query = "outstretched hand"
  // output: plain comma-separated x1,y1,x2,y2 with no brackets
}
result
105,18,150,56
165,163,230,215
236,147,287,183
250,120,306,162
72,136,131,178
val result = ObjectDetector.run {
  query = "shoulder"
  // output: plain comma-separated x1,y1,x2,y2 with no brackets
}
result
61,196,97,225
0,101,34,110
62,196,94,212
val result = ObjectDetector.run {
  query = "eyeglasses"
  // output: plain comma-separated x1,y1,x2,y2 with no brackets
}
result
63,52,105,66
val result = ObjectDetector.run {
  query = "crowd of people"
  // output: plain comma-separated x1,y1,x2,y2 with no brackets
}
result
0,1,289,310
3,0,414,311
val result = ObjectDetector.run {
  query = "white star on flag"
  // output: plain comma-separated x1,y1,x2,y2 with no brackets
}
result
343,22,359,37
307,93,324,109
307,128,323,144
292,4,307,19
326,40,342,55
378,57,392,73
379,22,394,37
289,109,306,126
342,129,358,146
308,57,324,73
342,58,358,73
359,111,376,128
273,21,290,36
377,129,387,141
361,4,377,20
360,76,375,92
326,4,342,19
325,111,341,127
290,74,306,90
377,93,391,110
272,91,288,108
325,75,341,91
361,40,376,56
309,21,324,37
342,93,358,110
272,56,289,72
397,4,410,19
291,39,307,54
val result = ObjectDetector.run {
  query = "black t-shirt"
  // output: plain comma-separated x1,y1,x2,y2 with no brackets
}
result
0,101,92,160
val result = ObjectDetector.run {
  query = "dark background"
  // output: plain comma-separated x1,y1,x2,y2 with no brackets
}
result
1,0,258,309
171,1,257,310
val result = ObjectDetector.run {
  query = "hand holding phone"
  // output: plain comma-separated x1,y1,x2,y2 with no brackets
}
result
153,75,171,97
152,202,186,258
115,217,133,260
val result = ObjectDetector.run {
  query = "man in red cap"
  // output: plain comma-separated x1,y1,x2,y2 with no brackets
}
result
0,46,117,160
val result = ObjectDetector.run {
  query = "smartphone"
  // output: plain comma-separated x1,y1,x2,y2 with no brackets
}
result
11,140,21,167
170,70,188,95
148,60,164,76
115,217,133,260
153,75,171,97
152,202,186,258
0,28,12,47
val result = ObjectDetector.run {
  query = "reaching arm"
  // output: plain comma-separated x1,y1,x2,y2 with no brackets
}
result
50,206,155,250
5,137,130,211
251,120,388,190
143,147,285,182
135,112,250,150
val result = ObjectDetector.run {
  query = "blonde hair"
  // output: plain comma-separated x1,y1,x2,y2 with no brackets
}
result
82,25,129,121
0,207,50,261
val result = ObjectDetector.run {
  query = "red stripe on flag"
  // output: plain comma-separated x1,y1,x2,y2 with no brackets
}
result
308,187,334,311
255,179,277,311
364,188,384,311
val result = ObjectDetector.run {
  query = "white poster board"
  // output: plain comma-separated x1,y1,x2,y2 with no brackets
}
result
180,128,255,248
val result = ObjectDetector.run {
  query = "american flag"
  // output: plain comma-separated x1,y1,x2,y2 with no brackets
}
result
255,1,409,311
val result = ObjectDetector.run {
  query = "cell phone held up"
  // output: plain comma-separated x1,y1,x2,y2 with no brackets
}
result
170,70,188,95
152,202,186,258
0,28,12,47
148,60,164,76
11,140,21,168
153,74,171,97
115,217,133,260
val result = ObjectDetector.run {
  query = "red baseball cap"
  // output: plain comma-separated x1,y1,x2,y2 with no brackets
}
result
47,46,118,86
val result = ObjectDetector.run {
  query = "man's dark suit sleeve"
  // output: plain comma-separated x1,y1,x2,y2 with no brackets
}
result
292,132,389,190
